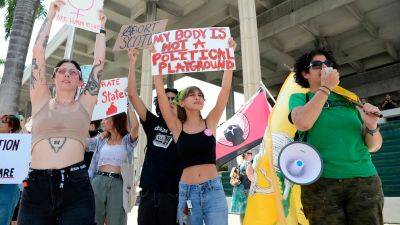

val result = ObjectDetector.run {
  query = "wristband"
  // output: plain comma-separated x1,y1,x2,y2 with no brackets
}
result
99,29,106,34
321,85,332,92
365,125,379,136
318,88,330,96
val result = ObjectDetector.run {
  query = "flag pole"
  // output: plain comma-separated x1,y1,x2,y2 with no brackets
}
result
259,81,276,104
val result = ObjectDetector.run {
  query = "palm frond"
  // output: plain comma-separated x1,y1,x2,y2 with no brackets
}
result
0,0,6,8
3,0,47,40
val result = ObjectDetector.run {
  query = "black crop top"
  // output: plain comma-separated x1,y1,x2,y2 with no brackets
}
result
176,122,216,169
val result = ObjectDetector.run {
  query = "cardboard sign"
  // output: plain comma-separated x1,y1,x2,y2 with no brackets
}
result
0,134,31,184
91,77,128,121
151,27,236,75
56,0,104,33
113,19,168,51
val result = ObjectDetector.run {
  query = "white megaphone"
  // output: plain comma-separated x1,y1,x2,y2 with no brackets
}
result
278,142,323,199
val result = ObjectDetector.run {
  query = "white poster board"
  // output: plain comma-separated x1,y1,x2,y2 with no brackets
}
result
55,0,104,33
91,77,128,121
151,27,236,76
0,134,31,184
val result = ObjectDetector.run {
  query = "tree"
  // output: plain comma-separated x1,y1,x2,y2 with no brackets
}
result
0,0,46,115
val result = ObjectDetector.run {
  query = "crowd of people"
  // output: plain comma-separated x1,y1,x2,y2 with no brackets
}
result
0,0,389,225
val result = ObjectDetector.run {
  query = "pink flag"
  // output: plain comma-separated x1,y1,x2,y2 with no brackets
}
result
216,89,272,166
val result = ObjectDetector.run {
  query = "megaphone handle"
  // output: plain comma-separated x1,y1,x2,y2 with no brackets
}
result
282,179,293,200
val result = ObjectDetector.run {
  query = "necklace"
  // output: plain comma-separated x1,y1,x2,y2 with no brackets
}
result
54,97,74,105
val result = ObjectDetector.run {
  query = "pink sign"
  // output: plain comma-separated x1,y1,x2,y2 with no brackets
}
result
216,89,272,166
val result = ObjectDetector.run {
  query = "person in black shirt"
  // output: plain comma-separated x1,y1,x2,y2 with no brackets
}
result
381,94,398,110
127,49,181,225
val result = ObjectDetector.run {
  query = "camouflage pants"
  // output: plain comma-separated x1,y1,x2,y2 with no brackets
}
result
301,175,384,225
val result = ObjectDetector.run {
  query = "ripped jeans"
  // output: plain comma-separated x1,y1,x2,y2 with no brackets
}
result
177,176,228,225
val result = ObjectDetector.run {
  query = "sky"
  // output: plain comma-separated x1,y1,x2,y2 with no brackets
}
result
0,0,245,123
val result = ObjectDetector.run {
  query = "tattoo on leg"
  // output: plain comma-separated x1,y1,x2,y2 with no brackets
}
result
48,138,67,153
83,61,102,96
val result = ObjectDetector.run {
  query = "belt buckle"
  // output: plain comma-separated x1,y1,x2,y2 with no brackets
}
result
108,173,114,178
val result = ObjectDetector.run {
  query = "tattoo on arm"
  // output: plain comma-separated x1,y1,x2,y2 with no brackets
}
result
43,36,49,49
83,62,102,96
48,137,67,153
35,18,49,45
30,58,39,90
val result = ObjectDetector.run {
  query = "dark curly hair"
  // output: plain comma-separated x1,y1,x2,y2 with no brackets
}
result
294,48,338,88
153,88,178,117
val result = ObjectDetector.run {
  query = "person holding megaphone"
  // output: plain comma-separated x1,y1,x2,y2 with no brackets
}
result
289,49,384,225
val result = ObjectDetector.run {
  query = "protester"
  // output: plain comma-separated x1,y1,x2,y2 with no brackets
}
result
381,94,398,110
289,48,384,225
86,111,138,225
230,152,252,224
0,115,21,225
84,120,102,168
153,38,236,225
126,49,182,225
17,1,106,224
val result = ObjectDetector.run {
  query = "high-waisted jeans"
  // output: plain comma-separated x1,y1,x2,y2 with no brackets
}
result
17,161,95,225
177,176,228,225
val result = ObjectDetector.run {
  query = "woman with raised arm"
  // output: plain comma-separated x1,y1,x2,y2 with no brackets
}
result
86,109,139,225
153,38,236,225
17,1,106,224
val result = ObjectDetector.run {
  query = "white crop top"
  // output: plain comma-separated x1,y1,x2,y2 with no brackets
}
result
98,143,127,167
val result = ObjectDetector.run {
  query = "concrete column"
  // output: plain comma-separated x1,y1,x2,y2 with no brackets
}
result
64,26,76,60
238,0,262,100
134,0,158,182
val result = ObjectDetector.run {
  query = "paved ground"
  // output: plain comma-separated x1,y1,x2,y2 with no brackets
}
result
127,197,400,225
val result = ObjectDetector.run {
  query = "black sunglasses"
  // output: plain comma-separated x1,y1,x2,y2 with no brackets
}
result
309,60,334,69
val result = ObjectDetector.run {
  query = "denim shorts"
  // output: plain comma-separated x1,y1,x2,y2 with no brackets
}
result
177,176,228,225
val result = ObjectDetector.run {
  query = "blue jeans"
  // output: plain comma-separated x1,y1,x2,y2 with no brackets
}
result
0,184,20,225
177,176,228,225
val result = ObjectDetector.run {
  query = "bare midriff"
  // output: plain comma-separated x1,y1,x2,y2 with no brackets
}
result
180,164,218,184
31,139,84,169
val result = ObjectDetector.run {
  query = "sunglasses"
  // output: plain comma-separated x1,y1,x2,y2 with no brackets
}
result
309,60,334,69
54,67,82,78
167,96,176,101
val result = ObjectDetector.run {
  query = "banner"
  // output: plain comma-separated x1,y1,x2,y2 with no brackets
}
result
56,0,104,33
91,77,128,121
0,134,31,184
151,27,236,76
216,89,271,166
113,19,168,51
244,73,309,225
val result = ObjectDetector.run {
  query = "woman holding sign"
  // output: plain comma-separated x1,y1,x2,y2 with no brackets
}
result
153,38,236,225
86,110,138,225
18,1,107,225
0,115,21,225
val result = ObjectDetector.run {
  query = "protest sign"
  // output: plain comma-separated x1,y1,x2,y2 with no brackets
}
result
56,0,104,33
0,134,31,184
92,77,128,121
151,27,236,76
113,19,168,51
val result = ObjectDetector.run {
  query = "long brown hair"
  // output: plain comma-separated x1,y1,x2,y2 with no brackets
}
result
104,113,128,138
177,86,205,123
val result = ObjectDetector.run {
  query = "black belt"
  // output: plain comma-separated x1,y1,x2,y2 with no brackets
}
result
29,162,87,176
97,171,121,178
